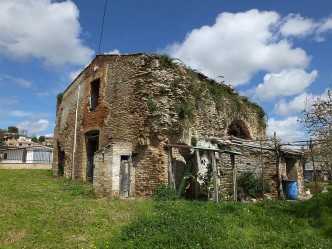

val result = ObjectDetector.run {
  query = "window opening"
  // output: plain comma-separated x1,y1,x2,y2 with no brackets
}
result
121,155,130,161
90,79,100,110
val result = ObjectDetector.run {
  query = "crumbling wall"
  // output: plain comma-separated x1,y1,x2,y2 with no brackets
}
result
194,139,304,199
53,53,267,197
52,74,86,178
218,147,278,197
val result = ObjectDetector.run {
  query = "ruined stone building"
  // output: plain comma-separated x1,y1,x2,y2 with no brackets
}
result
53,53,304,199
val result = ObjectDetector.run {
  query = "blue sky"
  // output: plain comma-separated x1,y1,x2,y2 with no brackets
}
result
0,0,331,142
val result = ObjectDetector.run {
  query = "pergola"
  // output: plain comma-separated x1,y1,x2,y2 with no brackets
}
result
164,144,242,202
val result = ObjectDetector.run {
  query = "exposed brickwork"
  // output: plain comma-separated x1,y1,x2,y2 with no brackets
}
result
53,53,271,197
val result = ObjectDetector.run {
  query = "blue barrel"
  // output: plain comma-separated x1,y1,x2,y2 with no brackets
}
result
283,180,298,200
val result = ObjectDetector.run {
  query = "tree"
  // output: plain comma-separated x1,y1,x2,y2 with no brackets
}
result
31,136,38,143
38,136,45,143
7,126,19,133
301,88,332,184
0,128,5,149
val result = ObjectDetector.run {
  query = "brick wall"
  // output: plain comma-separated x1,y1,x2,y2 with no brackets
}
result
53,54,269,197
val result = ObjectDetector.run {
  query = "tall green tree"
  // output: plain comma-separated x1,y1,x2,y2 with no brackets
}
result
7,126,19,133
38,136,45,143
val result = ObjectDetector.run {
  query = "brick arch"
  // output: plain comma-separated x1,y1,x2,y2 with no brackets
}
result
227,120,252,139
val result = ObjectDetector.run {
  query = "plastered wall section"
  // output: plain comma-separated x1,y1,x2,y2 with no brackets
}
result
93,142,132,197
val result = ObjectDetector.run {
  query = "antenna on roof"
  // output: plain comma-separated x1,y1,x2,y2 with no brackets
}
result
98,0,108,54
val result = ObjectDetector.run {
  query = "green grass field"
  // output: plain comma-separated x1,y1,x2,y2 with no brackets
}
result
0,170,331,249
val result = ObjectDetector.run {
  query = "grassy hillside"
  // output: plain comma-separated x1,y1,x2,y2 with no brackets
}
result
0,170,331,249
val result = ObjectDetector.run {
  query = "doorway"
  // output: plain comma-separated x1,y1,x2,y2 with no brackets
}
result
57,142,65,176
119,155,131,198
86,131,99,181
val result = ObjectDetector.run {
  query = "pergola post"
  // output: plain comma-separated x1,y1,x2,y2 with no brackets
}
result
210,151,219,203
167,147,175,189
231,154,237,201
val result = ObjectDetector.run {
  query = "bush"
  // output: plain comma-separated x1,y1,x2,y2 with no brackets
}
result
171,101,195,121
159,54,176,69
56,92,63,106
153,184,177,201
237,171,270,198
147,99,158,111
191,136,197,146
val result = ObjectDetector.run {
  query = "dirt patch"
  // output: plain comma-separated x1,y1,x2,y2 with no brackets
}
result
3,230,27,245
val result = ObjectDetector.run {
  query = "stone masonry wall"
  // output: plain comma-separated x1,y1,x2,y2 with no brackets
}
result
194,140,304,198
53,53,267,197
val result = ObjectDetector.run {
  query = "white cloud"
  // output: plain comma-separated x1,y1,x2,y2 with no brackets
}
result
274,93,310,116
36,91,52,97
317,17,332,33
1,74,32,88
9,111,31,117
280,14,316,37
107,49,120,55
0,0,94,66
69,69,83,81
17,119,49,135
315,17,332,41
267,116,306,142
253,69,317,101
166,9,310,85
274,89,330,116
0,96,19,105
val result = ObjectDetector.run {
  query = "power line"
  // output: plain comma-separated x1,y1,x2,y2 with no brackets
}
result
98,0,108,54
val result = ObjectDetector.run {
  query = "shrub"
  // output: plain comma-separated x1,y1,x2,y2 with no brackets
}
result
172,101,195,121
158,86,168,95
159,54,176,69
191,136,197,146
147,99,158,111
237,171,270,198
153,184,177,201
56,92,64,106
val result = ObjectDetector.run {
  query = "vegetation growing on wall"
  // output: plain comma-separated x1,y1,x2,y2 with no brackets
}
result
147,98,158,111
148,55,266,138
184,71,267,130
171,101,195,121
158,86,168,95
56,92,64,107
159,54,177,69
191,136,197,146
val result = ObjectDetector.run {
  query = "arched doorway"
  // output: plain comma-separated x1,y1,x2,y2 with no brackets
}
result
227,120,251,139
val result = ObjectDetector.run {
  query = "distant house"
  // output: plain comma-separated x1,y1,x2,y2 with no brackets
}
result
1,146,53,164
4,139,37,148
43,137,54,147
305,161,331,182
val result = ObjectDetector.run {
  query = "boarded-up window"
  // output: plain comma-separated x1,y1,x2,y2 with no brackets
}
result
90,79,100,110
